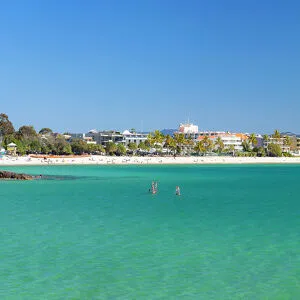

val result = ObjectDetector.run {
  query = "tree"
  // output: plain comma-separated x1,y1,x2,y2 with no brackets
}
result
28,139,42,154
138,141,150,151
128,142,138,152
214,137,224,154
194,141,205,155
53,134,72,155
173,133,186,154
153,130,164,145
263,134,269,142
253,146,266,157
164,135,174,154
242,140,251,152
0,113,14,136
202,136,213,155
116,143,126,155
248,133,258,147
225,145,235,156
71,139,87,155
284,136,292,147
39,128,53,135
105,142,117,155
273,129,281,139
18,125,38,139
268,143,282,157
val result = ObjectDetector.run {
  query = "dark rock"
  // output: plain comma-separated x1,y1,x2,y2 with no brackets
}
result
0,170,33,180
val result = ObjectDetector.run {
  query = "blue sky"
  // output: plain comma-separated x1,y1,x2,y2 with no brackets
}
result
0,0,299,133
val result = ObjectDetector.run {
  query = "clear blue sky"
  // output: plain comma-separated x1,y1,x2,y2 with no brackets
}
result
1,0,299,133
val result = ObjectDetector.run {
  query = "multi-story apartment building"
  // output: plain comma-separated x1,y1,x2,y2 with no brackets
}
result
86,130,124,146
175,123,248,153
122,130,148,146
196,132,246,151
263,137,290,153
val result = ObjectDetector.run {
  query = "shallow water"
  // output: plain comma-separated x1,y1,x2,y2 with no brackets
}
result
0,164,300,299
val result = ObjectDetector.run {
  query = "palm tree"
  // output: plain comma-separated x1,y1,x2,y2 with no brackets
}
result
128,142,138,155
263,134,269,142
214,137,224,154
228,144,235,156
153,130,164,144
164,135,174,155
147,130,164,148
284,136,292,153
202,136,213,155
146,133,155,147
284,136,292,146
174,133,186,154
242,140,251,152
263,134,270,156
273,129,281,139
194,141,205,155
248,133,257,148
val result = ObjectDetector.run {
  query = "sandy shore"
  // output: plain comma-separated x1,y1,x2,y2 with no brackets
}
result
0,155,300,166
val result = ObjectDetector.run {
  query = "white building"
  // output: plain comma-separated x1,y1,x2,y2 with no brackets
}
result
264,137,290,153
122,130,148,146
178,123,198,134
197,132,246,151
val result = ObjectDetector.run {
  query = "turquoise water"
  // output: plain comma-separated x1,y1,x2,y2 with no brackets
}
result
1,164,300,299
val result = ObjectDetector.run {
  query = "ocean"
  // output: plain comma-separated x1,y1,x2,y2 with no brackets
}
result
0,164,300,299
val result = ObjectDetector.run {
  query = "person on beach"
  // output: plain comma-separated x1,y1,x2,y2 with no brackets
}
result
175,186,181,196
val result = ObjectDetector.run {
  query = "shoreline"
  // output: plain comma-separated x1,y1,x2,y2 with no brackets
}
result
1,155,300,166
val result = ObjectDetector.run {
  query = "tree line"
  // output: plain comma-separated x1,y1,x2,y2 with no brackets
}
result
0,113,295,157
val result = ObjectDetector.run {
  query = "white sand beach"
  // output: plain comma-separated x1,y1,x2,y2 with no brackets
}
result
1,155,300,166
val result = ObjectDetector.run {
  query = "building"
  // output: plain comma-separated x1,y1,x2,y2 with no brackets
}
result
67,133,85,140
175,122,249,153
196,132,246,152
263,137,290,153
7,142,17,156
122,130,148,146
86,130,124,146
178,123,198,134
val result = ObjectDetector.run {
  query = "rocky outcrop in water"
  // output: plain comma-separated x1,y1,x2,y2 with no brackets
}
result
0,170,33,180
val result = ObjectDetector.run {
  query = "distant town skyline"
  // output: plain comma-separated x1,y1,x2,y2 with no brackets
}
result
1,1,300,133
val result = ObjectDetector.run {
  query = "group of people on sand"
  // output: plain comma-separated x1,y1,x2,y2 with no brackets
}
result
149,181,181,196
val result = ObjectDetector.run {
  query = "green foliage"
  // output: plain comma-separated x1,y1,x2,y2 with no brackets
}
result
267,143,282,157
214,137,224,153
53,134,72,155
194,141,205,154
263,134,269,142
252,146,266,157
248,133,258,146
0,113,14,136
242,140,251,152
18,125,37,139
273,130,281,139
174,133,186,146
164,135,176,154
87,144,105,154
128,142,138,151
138,141,149,151
201,136,213,154
284,136,292,147
71,139,88,155
116,143,126,155
283,152,293,157
39,128,53,135
105,142,117,155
